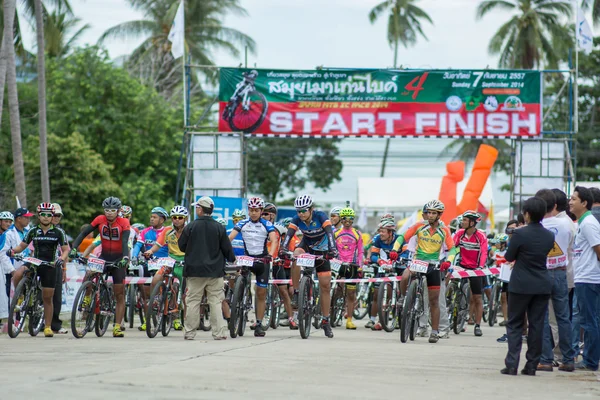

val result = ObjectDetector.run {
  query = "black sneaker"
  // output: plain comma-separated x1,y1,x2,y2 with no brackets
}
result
474,325,482,337
254,323,266,337
322,321,334,338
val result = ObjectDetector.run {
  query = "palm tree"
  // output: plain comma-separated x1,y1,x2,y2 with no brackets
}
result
43,3,90,58
476,0,573,69
582,0,600,26
99,0,255,101
34,0,50,201
368,0,433,68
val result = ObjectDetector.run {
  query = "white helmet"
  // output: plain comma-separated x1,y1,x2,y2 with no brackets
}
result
330,207,341,216
294,194,313,209
0,211,14,221
215,218,227,226
248,197,265,209
424,199,445,213
170,205,189,217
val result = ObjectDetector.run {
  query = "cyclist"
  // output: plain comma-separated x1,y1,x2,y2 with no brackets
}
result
228,209,246,257
278,217,299,326
390,199,454,343
134,206,169,331
71,197,131,337
451,210,488,337
262,203,277,224
7,203,69,337
330,207,342,232
334,205,363,330
83,205,138,259
366,215,400,330
280,194,338,338
228,197,278,337
492,233,510,336
143,205,189,331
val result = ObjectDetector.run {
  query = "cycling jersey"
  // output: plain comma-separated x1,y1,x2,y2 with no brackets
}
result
267,229,281,256
23,225,67,263
234,218,275,257
156,226,185,262
494,248,507,266
370,232,398,263
89,215,131,261
393,221,454,262
227,228,245,256
334,227,363,264
453,228,488,269
133,226,168,258
286,210,335,252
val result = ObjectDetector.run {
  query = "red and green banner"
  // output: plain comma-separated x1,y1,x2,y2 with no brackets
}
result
218,68,542,138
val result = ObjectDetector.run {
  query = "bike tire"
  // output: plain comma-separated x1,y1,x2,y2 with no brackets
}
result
409,289,422,341
137,286,145,326
71,281,96,339
229,275,245,338
95,285,113,337
199,293,212,332
269,284,281,330
378,282,395,333
488,283,501,327
312,282,322,330
227,91,268,133
147,281,166,338
161,284,176,337
261,286,272,332
7,277,30,338
353,282,369,320
127,284,136,328
27,285,44,337
298,277,313,339
330,285,344,328
400,280,417,343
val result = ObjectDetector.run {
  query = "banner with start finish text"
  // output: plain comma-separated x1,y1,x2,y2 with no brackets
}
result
218,68,542,138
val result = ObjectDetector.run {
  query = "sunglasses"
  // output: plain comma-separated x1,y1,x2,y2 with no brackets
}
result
261,212,272,217
171,216,186,220
104,209,118,214
342,217,354,221
39,212,53,218
296,209,310,214
53,214,63,218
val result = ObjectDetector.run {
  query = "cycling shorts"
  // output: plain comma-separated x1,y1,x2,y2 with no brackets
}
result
105,265,126,285
26,262,56,289
483,276,492,289
425,268,441,290
272,262,287,286
295,245,331,277
284,267,291,281
339,263,360,288
142,264,158,279
250,261,270,288
469,276,483,295
501,282,509,293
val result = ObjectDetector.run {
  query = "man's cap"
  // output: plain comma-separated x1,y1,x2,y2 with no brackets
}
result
14,208,34,218
52,203,63,216
192,196,214,208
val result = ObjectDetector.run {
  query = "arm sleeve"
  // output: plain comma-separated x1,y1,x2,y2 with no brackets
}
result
282,226,298,250
72,223,96,250
324,224,336,251
504,231,521,263
178,224,190,252
121,230,130,259
393,223,420,251
479,232,489,267
582,220,600,248
356,231,364,262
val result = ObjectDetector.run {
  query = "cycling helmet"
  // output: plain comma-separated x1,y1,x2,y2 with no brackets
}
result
380,213,394,221
248,197,265,209
132,223,145,231
232,209,246,219
449,218,459,231
264,203,277,214
151,207,169,219
330,206,342,216
462,210,481,222
294,194,313,209
215,217,227,226
281,217,293,227
102,196,122,209
121,205,132,217
340,206,355,219
495,233,509,243
37,202,55,214
424,199,445,213
170,205,189,217
0,211,14,221
274,223,287,236
378,219,395,230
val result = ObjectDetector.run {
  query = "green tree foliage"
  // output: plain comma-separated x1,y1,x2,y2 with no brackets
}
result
247,138,343,202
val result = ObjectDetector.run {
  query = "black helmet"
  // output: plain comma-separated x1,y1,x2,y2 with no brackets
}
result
102,196,122,209
264,203,277,215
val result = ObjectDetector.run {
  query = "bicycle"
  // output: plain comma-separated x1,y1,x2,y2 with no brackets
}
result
7,255,50,338
222,70,268,133
126,261,144,329
329,259,347,328
400,260,440,343
146,257,181,338
294,253,326,339
377,258,408,332
229,255,265,338
71,256,118,338
448,270,471,335
487,274,502,327
353,264,375,320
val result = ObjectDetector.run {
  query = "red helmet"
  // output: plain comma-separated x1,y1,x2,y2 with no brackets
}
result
37,202,55,214
248,197,265,209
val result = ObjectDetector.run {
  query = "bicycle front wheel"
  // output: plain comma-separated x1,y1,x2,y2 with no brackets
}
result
28,285,44,337
268,284,281,330
71,281,97,338
353,282,369,320
199,292,212,332
95,284,113,337
298,277,313,339
400,280,417,343
7,277,30,338
378,282,396,332
147,281,166,338
229,275,245,338
330,285,344,328
127,284,136,328
488,282,501,327
227,90,268,133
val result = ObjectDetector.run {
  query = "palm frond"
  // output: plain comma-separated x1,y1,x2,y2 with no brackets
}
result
369,0,392,23
98,20,158,44
475,0,516,20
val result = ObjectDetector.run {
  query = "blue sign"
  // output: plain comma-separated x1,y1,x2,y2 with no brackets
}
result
195,195,246,230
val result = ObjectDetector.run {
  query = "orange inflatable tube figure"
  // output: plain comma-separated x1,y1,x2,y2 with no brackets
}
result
457,144,498,215
439,161,465,224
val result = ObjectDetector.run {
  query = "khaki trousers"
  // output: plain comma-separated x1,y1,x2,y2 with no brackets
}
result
184,277,227,339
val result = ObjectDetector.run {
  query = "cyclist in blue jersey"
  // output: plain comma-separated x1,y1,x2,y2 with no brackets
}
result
281,194,338,338
228,209,246,257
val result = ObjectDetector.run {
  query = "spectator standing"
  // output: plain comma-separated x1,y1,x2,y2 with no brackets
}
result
501,197,554,376
535,189,575,372
569,186,600,371
589,187,600,224
4,208,33,298
178,197,235,340
0,211,15,322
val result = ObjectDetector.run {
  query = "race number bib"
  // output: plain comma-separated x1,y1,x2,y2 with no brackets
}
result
157,257,176,268
147,259,161,271
24,257,43,266
236,256,255,267
87,257,105,273
409,260,429,274
296,254,316,268
330,259,342,273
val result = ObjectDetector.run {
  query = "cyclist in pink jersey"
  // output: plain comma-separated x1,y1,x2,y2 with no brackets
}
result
334,205,363,330
452,210,488,337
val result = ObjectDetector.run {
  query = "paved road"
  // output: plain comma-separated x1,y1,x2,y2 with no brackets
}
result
2,320,599,399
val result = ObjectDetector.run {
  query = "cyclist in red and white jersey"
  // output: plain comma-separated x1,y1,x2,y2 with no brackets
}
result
451,210,488,337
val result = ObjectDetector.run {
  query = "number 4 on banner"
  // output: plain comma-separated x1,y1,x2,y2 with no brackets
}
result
404,72,429,100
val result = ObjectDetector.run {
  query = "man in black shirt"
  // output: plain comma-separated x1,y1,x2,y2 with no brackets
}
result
8,203,70,337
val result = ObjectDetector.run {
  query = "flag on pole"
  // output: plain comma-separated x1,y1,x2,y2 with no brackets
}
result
168,0,185,59
577,6,594,55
